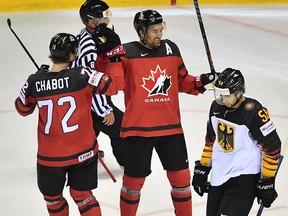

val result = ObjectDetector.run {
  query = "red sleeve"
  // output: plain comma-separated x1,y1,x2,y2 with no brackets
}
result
106,61,125,90
178,73,202,95
96,55,125,91
14,97,36,116
176,55,202,95
95,54,110,72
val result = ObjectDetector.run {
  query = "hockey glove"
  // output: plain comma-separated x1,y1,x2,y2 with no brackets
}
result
92,23,125,62
192,160,211,196
195,72,217,92
256,177,278,208
40,64,49,70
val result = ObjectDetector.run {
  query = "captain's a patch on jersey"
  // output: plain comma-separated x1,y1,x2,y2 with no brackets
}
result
88,71,104,87
260,120,276,136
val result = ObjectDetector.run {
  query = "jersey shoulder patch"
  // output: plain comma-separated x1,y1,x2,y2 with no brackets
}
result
244,101,255,110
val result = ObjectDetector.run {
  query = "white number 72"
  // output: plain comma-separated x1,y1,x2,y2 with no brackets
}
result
37,96,79,134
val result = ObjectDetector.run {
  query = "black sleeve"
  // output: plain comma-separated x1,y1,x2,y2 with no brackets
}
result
249,105,281,178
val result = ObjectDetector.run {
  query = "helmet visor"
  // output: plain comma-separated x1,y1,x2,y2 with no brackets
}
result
87,9,112,19
214,86,230,105
89,9,112,25
102,9,112,18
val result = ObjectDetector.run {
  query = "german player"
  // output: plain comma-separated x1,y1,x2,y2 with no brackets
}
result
192,68,281,215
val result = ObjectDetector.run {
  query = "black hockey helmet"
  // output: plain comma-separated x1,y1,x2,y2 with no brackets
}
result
80,0,110,25
215,68,245,94
49,33,78,63
133,10,163,36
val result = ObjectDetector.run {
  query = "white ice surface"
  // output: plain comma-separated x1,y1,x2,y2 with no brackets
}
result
0,4,287,216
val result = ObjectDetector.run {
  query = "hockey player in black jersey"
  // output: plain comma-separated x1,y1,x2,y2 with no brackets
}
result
192,68,281,215
72,0,124,167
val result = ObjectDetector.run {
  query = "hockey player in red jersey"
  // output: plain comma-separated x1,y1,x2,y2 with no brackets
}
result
192,68,281,215
92,10,216,216
14,33,119,216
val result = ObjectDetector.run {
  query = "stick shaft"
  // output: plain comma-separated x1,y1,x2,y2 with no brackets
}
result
256,155,283,216
98,155,117,183
7,18,40,70
256,137,288,216
193,0,215,74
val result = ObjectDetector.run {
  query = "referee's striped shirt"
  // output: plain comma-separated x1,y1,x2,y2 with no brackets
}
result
72,28,112,117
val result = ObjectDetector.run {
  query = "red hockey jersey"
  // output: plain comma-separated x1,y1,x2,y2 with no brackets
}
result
15,67,118,167
104,39,202,138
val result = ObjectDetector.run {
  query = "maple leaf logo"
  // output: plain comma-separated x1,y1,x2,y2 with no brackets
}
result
141,65,171,96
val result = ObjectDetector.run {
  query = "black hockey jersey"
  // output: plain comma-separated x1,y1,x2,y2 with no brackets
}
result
200,97,281,186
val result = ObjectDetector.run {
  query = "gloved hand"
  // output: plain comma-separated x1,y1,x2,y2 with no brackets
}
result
192,160,211,196
40,64,50,70
256,177,278,208
195,72,217,92
92,23,125,61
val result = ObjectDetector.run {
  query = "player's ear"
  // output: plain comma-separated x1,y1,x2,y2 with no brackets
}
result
68,52,76,62
139,29,145,38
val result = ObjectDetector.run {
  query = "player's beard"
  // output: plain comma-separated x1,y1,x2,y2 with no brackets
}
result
146,38,161,49
153,38,161,48
141,36,161,49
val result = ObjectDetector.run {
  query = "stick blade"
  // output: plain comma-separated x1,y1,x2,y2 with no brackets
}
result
7,18,11,27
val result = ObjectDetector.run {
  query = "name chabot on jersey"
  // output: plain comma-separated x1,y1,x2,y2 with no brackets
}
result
35,77,70,92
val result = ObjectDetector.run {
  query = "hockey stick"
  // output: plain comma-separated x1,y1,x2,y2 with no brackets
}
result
193,0,216,75
7,18,40,70
193,0,215,73
256,137,288,216
98,154,117,183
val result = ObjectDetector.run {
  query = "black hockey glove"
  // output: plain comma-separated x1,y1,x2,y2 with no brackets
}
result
195,72,217,92
40,64,49,70
92,23,125,62
192,160,211,196
256,177,278,208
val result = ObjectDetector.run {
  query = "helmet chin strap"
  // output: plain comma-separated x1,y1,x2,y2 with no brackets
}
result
68,61,73,68
67,53,76,67
92,18,99,26
139,34,151,49
139,27,159,49
231,93,245,109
